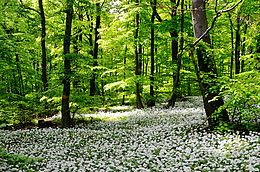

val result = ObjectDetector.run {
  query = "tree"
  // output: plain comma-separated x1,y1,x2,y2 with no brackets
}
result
135,0,144,109
167,0,185,108
19,0,48,91
39,0,48,91
62,0,74,128
150,0,186,108
191,0,228,127
190,0,242,127
228,12,234,78
90,1,102,96
167,0,180,107
235,13,241,74
148,0,156,107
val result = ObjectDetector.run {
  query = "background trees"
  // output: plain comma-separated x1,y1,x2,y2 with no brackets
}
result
0,0,259,130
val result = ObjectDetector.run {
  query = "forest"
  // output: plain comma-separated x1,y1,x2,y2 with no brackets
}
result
0,0,259,171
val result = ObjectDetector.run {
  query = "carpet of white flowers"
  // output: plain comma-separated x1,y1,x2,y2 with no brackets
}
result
0,97,259,172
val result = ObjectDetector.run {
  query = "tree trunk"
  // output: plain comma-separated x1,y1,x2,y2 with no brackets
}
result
148,0,156,107
256,34,260,71
15,54,24,96
235,15,241,74
122,46,127,105
228,13,234,78
191,0,229,128
241,19,248,73
167,0,180,107
12,69,18,94
167,0,184,108
72,7,83,89
135,0,144,109
90,2,101,96
39,0,48,91
62,0,74,128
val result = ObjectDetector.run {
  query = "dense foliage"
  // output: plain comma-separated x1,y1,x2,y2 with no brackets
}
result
0,0,259,127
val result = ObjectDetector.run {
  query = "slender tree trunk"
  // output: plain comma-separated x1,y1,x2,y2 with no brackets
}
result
135,0,144,109
39,0,48,91
78,7,83,47
235,15,241,74
15,54,24,96
191,0,229,128
87,14,94,94
148,0,156,107
87,14,94,56
228,13,234,78
167,0,180,107
167,0,184,108
62,0,74,128
72,7,83,89
90,3,101,96
35,61,39,92
256,34,260,71
241,18,248,73
122,46,127,105
12,69,18,94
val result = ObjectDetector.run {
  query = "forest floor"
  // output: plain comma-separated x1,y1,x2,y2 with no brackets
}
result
0,97,259,171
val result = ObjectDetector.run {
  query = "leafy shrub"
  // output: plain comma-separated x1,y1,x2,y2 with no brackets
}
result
217,70,260,131
0,93,61,129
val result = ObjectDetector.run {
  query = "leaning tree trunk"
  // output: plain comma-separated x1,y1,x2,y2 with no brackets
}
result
191,0,229,127
62,0,74,128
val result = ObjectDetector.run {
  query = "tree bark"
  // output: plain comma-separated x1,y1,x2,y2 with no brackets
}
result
241,19,248,73
72,6,83,89
167,0,180,107
15,53,24,96
256,34,260,71
191,0,229,127
148,0,156,107
135,0,144,109
90,2,101,96
39,0,48,91
235,15,241,74
228,13,234,78
167,0,184,108
62,0,74,128
122,46,127,105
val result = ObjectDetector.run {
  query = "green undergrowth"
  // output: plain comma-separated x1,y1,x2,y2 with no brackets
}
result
0,148,44,171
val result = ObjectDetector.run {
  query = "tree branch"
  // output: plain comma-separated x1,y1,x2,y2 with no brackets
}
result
19,0,41,15
155,11,163,22
191,0,243,47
